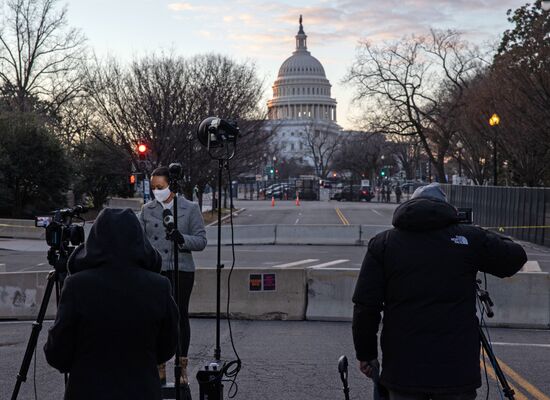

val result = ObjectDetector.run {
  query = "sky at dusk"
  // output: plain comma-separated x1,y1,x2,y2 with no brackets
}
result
65,0,527,129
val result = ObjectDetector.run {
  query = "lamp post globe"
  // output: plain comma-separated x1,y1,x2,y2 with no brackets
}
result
488,113,500,186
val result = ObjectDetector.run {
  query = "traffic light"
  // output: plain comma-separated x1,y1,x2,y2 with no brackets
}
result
129,175,136,184
270,168,274,174
137,143,147,160
380,169,386,177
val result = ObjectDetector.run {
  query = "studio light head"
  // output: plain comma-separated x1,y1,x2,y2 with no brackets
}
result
197,117,239,150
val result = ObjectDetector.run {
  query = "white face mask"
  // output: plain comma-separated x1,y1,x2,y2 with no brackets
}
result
153,187,171,203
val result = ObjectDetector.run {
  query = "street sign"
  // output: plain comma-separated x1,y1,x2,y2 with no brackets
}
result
143,177,151,202
361,179,370,187
256,174,263,182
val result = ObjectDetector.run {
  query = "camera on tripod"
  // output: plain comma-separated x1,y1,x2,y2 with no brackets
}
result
35,205,87,251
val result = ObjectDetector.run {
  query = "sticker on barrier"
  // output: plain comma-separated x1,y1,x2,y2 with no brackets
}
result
249,273,277,292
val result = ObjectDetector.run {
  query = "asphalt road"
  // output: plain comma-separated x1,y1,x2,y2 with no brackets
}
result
1,320,548,400
230,199,396,226
1,200,549,272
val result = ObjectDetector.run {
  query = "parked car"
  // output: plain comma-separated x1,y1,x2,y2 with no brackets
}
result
332,185,374,202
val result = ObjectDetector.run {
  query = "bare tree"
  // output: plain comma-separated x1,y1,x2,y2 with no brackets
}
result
302,119,341,178
0,0,86,113
85,53,269,197
345,30,484,182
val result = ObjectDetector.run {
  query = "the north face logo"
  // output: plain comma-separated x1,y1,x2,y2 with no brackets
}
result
451,235,469,245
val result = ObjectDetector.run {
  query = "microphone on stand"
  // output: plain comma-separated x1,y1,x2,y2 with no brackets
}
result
163,208,186,250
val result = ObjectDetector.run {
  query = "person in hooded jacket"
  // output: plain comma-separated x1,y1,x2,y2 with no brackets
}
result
352,183,527,400
139,166,207,386
44,208,179,400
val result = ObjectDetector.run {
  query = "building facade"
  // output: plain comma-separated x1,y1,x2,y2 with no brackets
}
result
266,16,341,165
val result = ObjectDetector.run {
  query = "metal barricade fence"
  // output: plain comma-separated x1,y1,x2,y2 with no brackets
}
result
441,184,550,247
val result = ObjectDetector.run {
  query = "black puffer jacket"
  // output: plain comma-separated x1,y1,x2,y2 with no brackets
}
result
44,208,179,400
352,198,527,393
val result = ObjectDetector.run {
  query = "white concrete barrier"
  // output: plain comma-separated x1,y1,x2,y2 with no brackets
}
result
0,219,36,227
206,225,276,245
0,271,56,320
0,221,44,240
2,267,548,328
306,268,550,329
483,271,550,329
276,225,362,245
0,267,308,321
306,268,358,321
190,267,307,320
106,197,144,210
360,225,392,242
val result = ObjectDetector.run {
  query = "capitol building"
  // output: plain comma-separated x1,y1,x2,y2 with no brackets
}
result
267,16,342,165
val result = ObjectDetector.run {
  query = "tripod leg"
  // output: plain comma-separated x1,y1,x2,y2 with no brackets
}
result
11,271,57,400
479,327,515,400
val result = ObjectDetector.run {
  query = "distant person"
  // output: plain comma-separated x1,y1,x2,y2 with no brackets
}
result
44,208,179,400
394,185,402,203
377,186,382,202
352,183,527,400
380,186,387,203
139,166,207,386
385,186,391,203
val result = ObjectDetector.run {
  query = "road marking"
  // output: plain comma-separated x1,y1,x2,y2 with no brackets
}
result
492,342,550,349
480,358,528,400
308,259,349,269
371,209,383,217
335,208,350,225
494,355,550,400
295,218,300,225
272,259,319,269
521,261,542,272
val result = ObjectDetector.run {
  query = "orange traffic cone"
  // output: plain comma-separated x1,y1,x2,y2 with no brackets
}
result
271,196,275,207
296,193,300,206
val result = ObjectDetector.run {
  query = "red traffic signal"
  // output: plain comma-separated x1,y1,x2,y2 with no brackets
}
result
137,143,148,161
129,175,136,184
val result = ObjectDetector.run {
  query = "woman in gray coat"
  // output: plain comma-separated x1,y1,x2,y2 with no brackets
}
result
139,166,207,386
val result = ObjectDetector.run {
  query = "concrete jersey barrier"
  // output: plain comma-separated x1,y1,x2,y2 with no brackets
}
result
190,267,307,320
0,271,57,320
206,224,393,246
1,267,548,329
0,267,308,322
306,268,550,329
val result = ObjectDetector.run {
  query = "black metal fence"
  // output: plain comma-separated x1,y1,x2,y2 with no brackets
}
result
441,184,550,247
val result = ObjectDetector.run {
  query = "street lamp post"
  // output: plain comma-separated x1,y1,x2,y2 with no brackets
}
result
456,141,463,184
489,113,500,186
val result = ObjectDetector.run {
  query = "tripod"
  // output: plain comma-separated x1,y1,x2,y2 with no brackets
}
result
476,280,515,400
11,249,69,400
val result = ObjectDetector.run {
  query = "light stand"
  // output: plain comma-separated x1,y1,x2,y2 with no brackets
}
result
196,117,239,400
162,163,191,400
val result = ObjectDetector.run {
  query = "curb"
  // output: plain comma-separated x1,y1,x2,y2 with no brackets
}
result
206,208,246,227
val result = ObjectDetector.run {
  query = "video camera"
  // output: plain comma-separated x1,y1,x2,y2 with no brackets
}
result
457,207,473,224
35,205,87,274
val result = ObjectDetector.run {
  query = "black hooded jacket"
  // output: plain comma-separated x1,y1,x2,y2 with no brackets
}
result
44,208,179,400
352,198,527,393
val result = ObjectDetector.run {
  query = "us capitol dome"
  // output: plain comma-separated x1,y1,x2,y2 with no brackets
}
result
266,15,341,164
